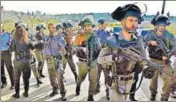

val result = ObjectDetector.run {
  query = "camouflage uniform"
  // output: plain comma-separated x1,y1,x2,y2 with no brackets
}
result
62,22,77,82
95,19,111,99
145,29,176,101
42,34,67,100
73,18,101,101
34,23,46,78
97,4,149,101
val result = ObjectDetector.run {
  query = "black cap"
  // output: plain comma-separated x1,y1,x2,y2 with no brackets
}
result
151,14,171,26
98,19,105,24
111,4,143,24
63,22,72,29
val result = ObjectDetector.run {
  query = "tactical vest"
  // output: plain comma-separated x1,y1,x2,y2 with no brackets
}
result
34,33,44,50
76,33,101,61
109,33,143,75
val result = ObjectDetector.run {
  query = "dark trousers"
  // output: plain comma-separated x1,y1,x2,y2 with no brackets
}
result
1,51,14,86
13,60,31,93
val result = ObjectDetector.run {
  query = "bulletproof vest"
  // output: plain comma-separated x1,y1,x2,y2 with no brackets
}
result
148,33,166,60
76,33,101,61
14,41,31,60
35,33,44,50
112,34,143,75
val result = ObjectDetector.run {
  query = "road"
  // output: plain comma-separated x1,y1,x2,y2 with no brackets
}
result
1,54,176,101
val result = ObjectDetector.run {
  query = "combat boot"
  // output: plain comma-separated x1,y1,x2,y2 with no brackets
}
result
36,77,43,86
161,98,168,101
150,93,156,101
50,88,58,97
23,91,29,97
12,93,20,98
12,83,20,98
76,85,80,96
61,90,67,101
87,95,94,101
105,89,110,100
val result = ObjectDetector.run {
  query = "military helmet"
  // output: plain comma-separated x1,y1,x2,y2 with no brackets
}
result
63,22,73,29
56,23,63,30
111,3,143,24
15,20,27,28
82,18,94,26
15,21,27,29
36,23,46,31
151,13,171,26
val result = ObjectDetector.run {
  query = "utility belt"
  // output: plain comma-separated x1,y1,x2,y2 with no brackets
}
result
45,54,62,60
108,74,133,87
16,52,31,60
118,75,133,81
78,58,95,62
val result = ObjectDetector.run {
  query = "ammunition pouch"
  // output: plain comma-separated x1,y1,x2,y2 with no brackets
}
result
35,43,44,50
116,59,134,75
143,67,155,79
148,45,163,60
15,51,31,60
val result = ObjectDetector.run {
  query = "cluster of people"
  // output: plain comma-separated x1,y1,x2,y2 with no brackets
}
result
1,3,176,101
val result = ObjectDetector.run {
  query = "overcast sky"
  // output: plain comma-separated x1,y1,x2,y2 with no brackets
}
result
1,1,176,16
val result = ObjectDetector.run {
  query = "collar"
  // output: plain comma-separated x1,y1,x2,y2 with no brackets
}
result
118,31,138,41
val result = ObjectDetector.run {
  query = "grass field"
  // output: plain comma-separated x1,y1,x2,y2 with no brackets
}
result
2,19,176,35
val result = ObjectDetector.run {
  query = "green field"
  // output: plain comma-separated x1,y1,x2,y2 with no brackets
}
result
2,19,176,35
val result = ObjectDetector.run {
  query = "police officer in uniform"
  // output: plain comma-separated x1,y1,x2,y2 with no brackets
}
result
62,22,78,82
10,23,35,98
145,13,176,101
42,23,67,100
34,23,46,78
97,4,151,101
1,24,14,89
73,18,101,101
94,19,111,99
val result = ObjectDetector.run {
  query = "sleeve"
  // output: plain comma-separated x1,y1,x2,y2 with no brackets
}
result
9,40,15,52
57,37,67,55
144,30,153,45
169,33,176,53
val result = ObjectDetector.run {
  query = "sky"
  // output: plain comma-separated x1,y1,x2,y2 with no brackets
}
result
1,1,176,16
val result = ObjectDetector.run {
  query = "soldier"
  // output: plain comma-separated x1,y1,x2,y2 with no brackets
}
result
10,23,35,98
73,18,101,101
42,23,67,100
145,13,176,101
97,4,153,101
34,23,46,78
1,24,14,89
62,22,78,82
94,19,111,99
